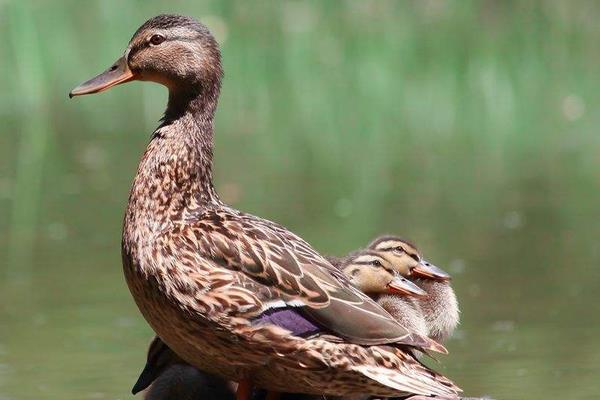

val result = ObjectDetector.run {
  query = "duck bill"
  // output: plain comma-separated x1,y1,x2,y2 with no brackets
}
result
131,362,158,394
69,56,135,98
412,261,451,281
387,277,427,298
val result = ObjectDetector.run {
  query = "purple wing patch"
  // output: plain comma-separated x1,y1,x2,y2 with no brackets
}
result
252,308,322,337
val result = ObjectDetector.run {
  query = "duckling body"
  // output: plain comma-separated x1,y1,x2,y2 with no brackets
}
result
72,15,459,398
376,295,428,338
413,279,459,343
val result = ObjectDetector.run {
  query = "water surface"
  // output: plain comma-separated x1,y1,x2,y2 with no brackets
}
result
2,1,600,399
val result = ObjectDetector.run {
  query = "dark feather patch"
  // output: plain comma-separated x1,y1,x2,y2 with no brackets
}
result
252,308,322,337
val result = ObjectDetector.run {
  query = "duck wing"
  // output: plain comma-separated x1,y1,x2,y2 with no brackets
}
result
186,207,446,353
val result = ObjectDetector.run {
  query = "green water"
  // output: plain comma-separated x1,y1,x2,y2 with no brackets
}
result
2,1,600,399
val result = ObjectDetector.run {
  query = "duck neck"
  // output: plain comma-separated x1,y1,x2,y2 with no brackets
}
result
162,85,220,203
124,83,222,244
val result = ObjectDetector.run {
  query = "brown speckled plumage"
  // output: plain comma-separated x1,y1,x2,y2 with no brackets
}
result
72,14,460,398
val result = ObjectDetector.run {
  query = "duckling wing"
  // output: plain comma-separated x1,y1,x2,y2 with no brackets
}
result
186,208,445,352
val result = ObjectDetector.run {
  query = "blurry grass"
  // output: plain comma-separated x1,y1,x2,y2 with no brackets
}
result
4,1,51,280
1,0,600,399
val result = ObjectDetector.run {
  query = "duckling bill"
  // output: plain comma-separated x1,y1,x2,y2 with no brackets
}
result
412,260,451,281
388,276,427,297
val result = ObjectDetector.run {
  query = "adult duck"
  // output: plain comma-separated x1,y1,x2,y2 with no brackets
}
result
70,14,460,399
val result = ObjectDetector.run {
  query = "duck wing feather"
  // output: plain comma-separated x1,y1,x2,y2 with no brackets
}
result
180,207,446,352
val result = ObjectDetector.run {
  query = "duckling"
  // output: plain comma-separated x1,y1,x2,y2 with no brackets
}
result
368,236,460,343
132,336,234,400
339,251,426,298
339,251,428,337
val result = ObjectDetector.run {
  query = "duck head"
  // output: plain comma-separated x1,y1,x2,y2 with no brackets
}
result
132,336,183,395
70,14,222,98
368,236,451,282
341,251,427,298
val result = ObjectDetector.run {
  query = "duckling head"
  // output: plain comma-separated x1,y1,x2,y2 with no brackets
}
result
70,14,222,97
341,251,426,298
132,336,184,395
368,236,451,282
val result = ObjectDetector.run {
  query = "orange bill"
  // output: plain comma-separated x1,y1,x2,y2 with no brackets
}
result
387,276,427,298
69,56,135,98
412,260,451,281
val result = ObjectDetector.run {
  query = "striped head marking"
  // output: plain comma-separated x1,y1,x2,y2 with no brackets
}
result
341,251,426,297
369,236,450,282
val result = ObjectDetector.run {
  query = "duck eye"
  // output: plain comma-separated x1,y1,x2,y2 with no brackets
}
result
149,34,166,46
394,246,405,253
372,260,382,267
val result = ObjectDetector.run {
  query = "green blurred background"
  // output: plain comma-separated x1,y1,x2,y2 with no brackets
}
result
1,1,599,399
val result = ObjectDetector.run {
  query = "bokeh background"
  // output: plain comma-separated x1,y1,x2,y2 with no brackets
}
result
1,1,600,399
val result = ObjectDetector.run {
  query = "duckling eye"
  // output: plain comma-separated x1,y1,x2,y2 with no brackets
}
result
372,260,382,267
149,34,166,46
394,246,405,253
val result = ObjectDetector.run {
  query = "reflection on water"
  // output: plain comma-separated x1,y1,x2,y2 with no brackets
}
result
2,1,600,399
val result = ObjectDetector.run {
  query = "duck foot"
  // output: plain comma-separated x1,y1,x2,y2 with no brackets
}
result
237,378,254,400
